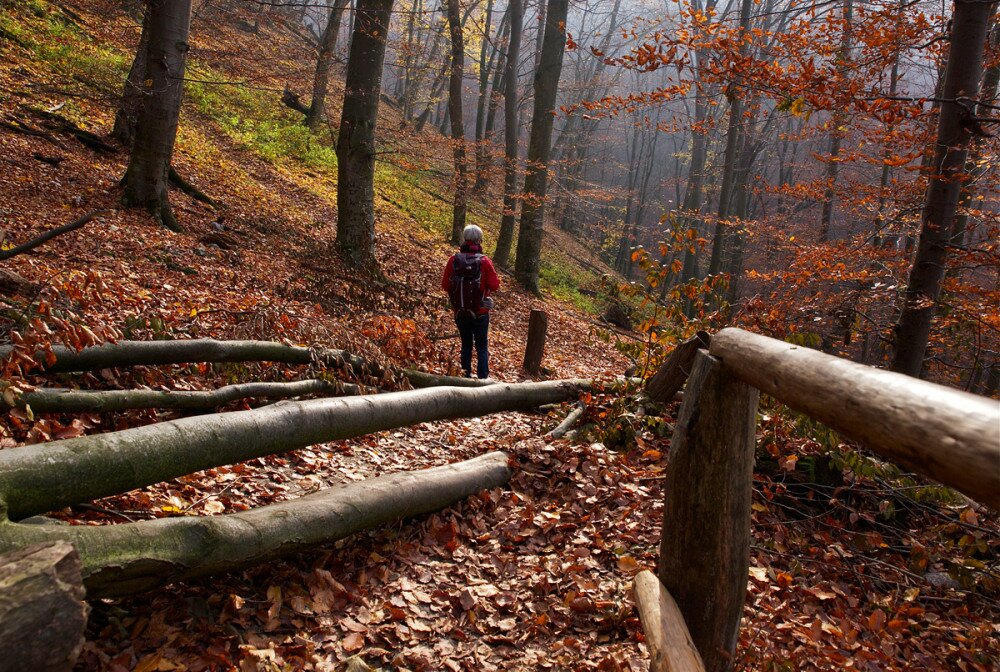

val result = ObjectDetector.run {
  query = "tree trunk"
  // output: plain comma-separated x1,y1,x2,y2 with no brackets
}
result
112,4,151,146
891,1,997,377
492,0,523,269
658,352,758,672
305,0,350,130
335,0,395,269
0,379,586,522
0,541,88,672
0,453,512,599
446,0,468,244
120,0,192,232
473,0,497,191
513,0,569,293
818,0,853,243
708,0,752,277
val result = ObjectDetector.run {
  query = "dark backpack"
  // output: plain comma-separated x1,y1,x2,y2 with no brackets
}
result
448,253,484,315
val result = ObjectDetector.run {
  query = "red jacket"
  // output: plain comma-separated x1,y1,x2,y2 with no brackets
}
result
442,246,500,315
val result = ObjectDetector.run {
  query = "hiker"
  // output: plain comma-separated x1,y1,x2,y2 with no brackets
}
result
442,225,500,379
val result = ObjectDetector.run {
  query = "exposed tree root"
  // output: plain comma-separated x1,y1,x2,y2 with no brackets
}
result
0,379,586,521
0,452,512,598
168,165,221,210
7,379,364,413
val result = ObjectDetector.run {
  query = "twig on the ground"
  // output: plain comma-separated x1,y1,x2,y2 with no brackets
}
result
0,209,109,261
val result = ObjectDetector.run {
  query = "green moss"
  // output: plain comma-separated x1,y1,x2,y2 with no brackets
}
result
539,256,598,314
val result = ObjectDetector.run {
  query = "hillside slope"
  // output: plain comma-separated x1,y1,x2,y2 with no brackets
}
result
0,0,627,382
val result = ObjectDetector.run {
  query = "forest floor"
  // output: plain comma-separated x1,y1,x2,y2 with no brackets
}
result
0,2,997,671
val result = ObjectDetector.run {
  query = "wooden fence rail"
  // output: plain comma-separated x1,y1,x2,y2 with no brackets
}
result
641,328,1000,672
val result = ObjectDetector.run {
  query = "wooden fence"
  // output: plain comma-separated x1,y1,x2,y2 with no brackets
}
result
635,327,1000,672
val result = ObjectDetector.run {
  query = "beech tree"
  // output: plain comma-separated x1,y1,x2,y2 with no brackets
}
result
112,5,151,146
891,1,997,377
446,0,468,245
492,0,523,269
335,0,395,269
514,0,570,293
305,0,351,130
120,0,192,231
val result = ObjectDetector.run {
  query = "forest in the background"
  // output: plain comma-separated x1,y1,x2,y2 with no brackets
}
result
0,0,997,670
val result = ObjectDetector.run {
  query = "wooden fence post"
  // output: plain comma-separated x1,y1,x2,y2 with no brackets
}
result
657,351,759,672
523,309,548,374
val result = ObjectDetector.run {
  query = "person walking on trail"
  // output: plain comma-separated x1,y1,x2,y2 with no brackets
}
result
442,225,500,379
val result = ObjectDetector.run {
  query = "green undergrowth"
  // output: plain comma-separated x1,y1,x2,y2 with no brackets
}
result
2,0,604,315
1,1,129,100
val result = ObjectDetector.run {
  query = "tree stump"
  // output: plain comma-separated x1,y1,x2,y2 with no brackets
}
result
523,308,548,374
0,541,89,672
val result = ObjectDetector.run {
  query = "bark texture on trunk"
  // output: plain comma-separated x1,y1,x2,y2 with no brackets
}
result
513,0,569,293
891,1,997,377
112,6,151,146
121,0,191,232
0,453,512,598
493,0,523,269
645,331,710,403
8,379,362,414
657,352,758,672
0,380,586,522
0,541,89,672
446,0,468,245
335,0,395,268
305,0,351,130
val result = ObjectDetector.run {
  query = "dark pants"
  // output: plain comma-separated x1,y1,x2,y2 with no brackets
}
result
456,312,490,379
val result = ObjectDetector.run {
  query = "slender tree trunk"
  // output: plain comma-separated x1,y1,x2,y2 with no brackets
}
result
446,0,468,244
112,4,151,146
305,0,350,130
514,0,570,293
473,0,496,191
891,0,997,377
335,0,395,269
121,0,192,232
479,15,510,187
818,0,853,242
493,0,523,269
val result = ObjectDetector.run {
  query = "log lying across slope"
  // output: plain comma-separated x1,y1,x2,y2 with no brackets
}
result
0,337,491,390
6,379,366,413
0,380,586,522
0,452,512,598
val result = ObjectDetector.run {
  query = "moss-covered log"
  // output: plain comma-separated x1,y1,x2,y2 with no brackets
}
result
0,452,512,598
0,380,585,521
8,379,364,413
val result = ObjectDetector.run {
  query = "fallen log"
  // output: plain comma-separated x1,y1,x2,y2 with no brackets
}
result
0,209,109,262
6,379,363,413
645,331,710,403
0,541,89,671
633,570,705,672
0,452,511,598
0,379,586,521
0,338,371,376
0,338,484,391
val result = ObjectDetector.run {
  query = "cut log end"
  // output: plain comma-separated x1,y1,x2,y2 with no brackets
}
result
0,541,89,672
